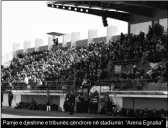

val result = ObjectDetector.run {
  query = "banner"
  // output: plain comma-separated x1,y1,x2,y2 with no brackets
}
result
88,29,98,45
48,36,53,50
35,39,39,51
35,39,43,51
71,32,80,48
13,42,20,57
106,26,117,44
1,118,166,128
23,41,31,53
63,34,71,47
90,86,110,93
39,39,43,47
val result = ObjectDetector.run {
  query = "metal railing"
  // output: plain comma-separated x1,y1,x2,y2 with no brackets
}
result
99,78,168,91
110,59,141,65
1,79,168,92
1,80,74,91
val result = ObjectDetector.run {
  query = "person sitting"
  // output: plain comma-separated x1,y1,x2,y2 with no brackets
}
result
143,108,150,118
151,109,158,118
125,109,130,117
160,109,166,118
81,75,91,89
129,109,136,117
138,110,144,118
28,98,37,110
134,109,139,118
101,95,111,115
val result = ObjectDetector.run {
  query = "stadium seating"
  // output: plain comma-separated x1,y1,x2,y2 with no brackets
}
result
1,23,168,91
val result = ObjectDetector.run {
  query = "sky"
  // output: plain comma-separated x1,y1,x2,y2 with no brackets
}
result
2,1,128,59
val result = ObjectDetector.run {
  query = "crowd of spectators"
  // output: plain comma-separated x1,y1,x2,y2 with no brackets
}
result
1,23,168,90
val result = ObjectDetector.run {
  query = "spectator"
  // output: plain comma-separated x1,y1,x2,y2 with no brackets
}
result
143,108,150,118
151,109,158,118
1,23,168,91
1,90,3,107
28,98,37,110
37,78,43,89
81,75,91,88
24,75,29,89
46,90,51,112
8,90,13,108
160,109,166,118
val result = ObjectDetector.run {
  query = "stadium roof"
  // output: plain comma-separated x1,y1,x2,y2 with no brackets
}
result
47,32,65,36
47,1,168,22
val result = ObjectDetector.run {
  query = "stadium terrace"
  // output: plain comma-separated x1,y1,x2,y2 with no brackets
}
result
1,1,168,119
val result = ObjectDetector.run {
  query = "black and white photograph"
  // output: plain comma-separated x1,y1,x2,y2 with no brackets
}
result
1,1,168,127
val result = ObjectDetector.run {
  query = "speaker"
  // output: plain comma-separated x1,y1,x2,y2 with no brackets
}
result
102,16,108,27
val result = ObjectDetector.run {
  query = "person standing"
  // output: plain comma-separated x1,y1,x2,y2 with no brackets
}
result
75,92,83,113
8,90,13,108
81,75,91,89
46,90,51,112
90,91,99,114
1,91,3,107
67,92,75,115
83,91,89,113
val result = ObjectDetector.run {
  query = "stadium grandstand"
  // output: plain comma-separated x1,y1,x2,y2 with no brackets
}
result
1,1,168,118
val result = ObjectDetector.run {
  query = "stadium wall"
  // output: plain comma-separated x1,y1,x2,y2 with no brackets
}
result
21,95,60,106
2,92,66,111
3,92,167,112
122,97,168,110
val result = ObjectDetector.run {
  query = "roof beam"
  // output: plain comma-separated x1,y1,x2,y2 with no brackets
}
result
139,2,168,10
47,4,130,22
68,1,154,17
